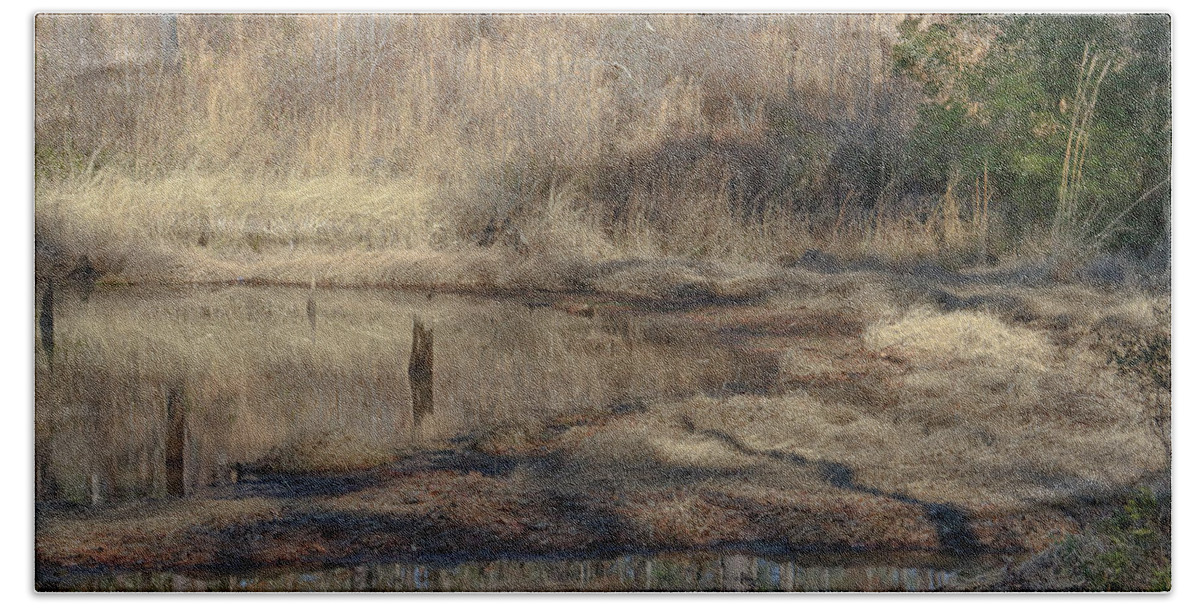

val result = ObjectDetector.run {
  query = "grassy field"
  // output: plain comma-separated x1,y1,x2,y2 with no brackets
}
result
34,14,1020,292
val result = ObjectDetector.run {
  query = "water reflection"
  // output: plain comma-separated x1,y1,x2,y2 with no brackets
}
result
35,285,774,505
51,551,970,592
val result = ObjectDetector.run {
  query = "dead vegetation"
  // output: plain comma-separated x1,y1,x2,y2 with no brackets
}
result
35,14,1041,292
36,271,1169,583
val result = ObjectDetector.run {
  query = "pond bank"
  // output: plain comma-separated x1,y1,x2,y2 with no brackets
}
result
36,434,1069,590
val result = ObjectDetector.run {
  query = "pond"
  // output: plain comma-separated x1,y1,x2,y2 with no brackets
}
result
35,284,782,504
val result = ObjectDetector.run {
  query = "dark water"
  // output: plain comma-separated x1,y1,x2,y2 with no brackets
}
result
48,551,978,592
36,285,762,505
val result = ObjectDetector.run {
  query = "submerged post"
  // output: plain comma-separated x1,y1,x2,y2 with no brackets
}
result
306,278,318,343
39,279,54,364
90,473,101,507
408,316,434,435
165,385,188,497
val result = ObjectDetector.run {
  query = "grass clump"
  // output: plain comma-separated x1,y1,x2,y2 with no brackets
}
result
253,428,397,474
864,308,1051,372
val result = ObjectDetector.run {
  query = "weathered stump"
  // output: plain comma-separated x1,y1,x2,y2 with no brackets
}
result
408,317,434,434
165,385,189,497
306,278,317,336
66,255,100,301
39,279,54,363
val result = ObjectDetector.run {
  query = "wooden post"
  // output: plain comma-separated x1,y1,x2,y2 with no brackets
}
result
90,473,101,507
165,385,188,497
408,317,434,435
39,279,54,364
306,278,318,343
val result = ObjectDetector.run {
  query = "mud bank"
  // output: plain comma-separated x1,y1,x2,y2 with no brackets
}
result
36,438,1077,587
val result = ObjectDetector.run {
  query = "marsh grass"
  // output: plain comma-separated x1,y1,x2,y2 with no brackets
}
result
33,272,1172,587
560,287,1166,516
34,14,1013,285
32,16,1171,585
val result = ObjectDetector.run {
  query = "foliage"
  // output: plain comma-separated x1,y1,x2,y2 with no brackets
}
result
1053,488,1171,591
893,15,1170,253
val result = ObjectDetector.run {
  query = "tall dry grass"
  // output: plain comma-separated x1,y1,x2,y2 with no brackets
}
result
35,14,996,279
36,15,900,174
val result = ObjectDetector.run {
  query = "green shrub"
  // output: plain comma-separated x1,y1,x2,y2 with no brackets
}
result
1061,488,1171,591
894,15,1171,254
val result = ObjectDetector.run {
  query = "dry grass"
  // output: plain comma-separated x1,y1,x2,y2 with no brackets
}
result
36,237,1167,508
864,308,1052,372
33,14,1008,284
36,14,904,174
35,169,438,281
35,274,1169,580
33,15,1169,584
35,165,823,294
558,298,1163,515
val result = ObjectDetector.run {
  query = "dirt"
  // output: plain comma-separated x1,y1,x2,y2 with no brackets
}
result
36,425,1082,584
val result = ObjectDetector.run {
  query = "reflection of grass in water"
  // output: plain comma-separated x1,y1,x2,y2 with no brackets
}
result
50,550,968,592
35,287,736,501
34,275,1169,510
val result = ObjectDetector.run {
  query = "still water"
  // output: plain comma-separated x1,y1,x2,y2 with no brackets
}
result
35,284,777,504
50,551,973,592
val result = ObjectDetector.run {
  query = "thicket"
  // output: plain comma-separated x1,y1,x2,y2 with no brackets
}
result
34,14,1171,266
893,14,1171,256
1035,488,1170,591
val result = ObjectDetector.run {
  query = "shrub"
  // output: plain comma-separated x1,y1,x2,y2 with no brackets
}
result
1057,488,1171,591
1104,304,1171,464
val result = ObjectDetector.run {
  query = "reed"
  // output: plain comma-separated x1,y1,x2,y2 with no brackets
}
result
35,14,974,280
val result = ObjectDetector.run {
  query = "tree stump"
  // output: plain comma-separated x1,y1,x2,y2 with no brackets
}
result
165,385,188,497
408,317,434,434
39,279,54,363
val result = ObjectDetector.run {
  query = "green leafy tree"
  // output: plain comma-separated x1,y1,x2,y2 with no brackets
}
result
893,14,1170,254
